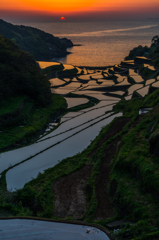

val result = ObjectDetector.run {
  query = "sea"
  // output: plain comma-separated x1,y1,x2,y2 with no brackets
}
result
16,19,159,66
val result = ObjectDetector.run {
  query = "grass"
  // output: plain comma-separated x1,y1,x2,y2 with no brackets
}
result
108,107,159,238
139,66,156,79
113,97,141,117
0,96,27,116
0,94,67,152
0,96,34,130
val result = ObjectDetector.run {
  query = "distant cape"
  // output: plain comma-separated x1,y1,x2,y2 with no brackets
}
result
0,19,73,61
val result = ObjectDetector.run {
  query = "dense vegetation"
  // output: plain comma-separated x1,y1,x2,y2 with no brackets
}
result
125,35,159,68
125,45,149,60
0,36,67,151
0,35,52,106
0,19,73,60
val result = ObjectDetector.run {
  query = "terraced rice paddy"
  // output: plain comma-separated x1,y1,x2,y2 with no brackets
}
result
1,60,159,191
87,69,95,74
145,79,155,85
125,94,133,100
78,74,92,80
62,78,72,82
144,64,156,71
137,85,149,97
90,73,104,79
73,91,119,101
152,81,159,88
65,97,89,108
6,111,122,190
109,91,125,96
51,87,74,95
114,74,125,83
85,85,108,90
131,75,144,83
37,61,61,68
100,80,114,86
129,69,139,76
63,64,75,70
82,68,87,74
63,82,82,89
127,84,143,95
116,78,130,86
49,78,65,86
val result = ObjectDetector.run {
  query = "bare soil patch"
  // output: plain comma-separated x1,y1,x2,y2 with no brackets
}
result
52,164,93,219
94,117,130,219
52,118,130,221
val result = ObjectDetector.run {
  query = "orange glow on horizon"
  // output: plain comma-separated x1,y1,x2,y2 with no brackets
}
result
1,0,159,15
1,0,96,12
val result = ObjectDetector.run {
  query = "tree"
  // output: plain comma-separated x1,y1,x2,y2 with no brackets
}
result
151,35,159,45
0,35,52,106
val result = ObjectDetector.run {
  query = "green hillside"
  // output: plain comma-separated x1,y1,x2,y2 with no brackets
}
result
0,19,73,60
0,35,52,105
0,36,66,151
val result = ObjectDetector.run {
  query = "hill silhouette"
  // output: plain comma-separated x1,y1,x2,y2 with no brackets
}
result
0,19,73,60
0,35,52,106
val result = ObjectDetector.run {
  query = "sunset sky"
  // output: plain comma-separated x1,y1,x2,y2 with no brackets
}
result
1,0,159,21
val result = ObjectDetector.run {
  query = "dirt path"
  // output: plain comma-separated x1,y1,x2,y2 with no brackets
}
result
52,164,93,219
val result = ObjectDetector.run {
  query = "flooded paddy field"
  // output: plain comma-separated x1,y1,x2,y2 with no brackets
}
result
0,219,109,240
1,61,159,191
64,97,89,108
0,59,159,240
